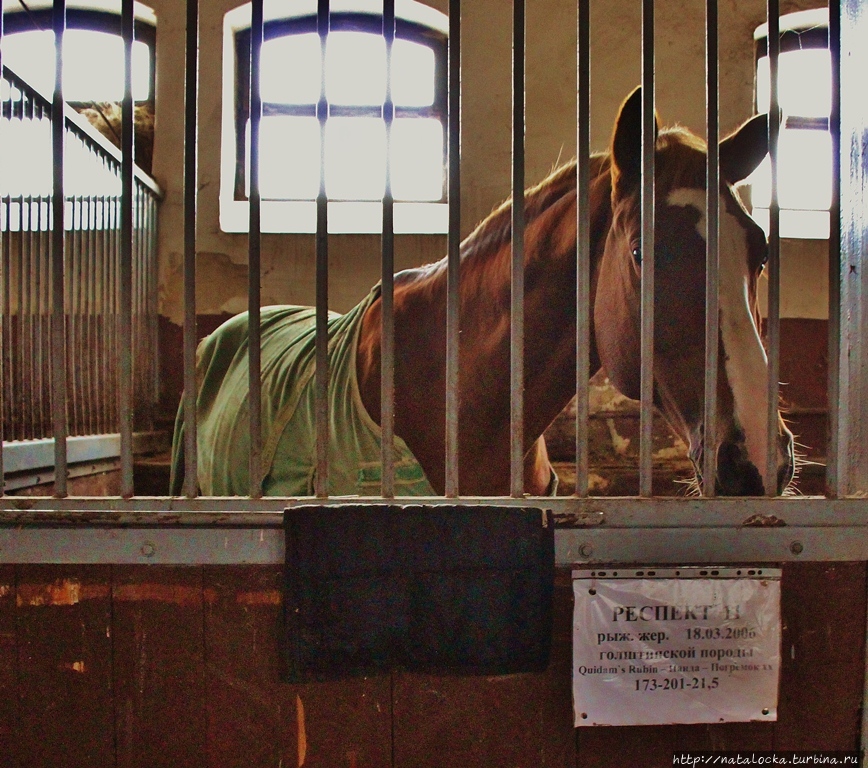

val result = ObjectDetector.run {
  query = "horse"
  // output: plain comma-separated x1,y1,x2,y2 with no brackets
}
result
171,86,795,498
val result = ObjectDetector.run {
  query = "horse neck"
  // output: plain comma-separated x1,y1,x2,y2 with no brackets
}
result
387,156,613,487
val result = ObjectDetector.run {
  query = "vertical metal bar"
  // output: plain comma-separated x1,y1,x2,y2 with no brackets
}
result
764,0,781,497
575,0,591,498
315,0,330,497
703,0,720,497
445,0,461,497
70,195,81,436
0,0,4,491
183,0,199,497
639,0,655,498
826,0,841,498
118,0,135,496
86,193,96,435
380,0,396,498
510,0,525,498
51,0,68,496
248,0,264,498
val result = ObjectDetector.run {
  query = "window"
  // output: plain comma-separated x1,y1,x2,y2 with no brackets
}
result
749,8,831,240
221,0,448,234
0,1,157,191
1,4,155,103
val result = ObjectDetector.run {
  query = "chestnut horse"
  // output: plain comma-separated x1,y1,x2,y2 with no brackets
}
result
172,87,795,497
357,87,794,496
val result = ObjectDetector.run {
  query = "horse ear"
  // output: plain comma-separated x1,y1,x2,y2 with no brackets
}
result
719,113,769,184
610,86,659,193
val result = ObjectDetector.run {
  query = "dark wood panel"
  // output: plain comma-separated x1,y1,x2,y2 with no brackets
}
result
393,572,575,768
674,722,774,752
15,565,115,768
0,565,18,767
576,725,675,768
774,562,866,750
112,565,207,768
203,565,392,768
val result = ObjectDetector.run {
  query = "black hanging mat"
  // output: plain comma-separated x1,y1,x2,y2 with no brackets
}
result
282,504,555,682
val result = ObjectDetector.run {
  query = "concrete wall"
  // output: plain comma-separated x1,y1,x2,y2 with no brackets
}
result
147,0,829,325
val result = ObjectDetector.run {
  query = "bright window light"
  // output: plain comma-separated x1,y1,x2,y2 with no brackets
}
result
260,33,321,104
247,116,321,199
756,49,831,118
0,115,122,198
1,29,151,101
325,117,386,200
326,32,386,106
392,39,435,107
391,118,443,200
748,129,832,211
222,2,448,233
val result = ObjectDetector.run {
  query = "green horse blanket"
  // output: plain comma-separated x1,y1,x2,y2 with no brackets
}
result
170,288,436,496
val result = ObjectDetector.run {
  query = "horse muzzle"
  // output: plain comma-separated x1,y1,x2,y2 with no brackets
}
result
690,428,796,496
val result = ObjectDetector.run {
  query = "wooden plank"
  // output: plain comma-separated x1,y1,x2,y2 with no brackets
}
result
576,725,675,768
774,562,866,750
393,572,575,768
674,722,774,751
15,565,115,767
204,565,392,768
0,565,18,766
112,565,206,768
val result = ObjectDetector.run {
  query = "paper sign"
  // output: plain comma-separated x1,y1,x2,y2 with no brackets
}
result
572,568,781,726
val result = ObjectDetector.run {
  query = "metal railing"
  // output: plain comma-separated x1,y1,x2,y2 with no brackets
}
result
1,62,160,487
0,0,864,562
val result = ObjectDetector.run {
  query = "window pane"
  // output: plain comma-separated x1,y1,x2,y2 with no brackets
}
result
260,33,321,105
392,39,435,106
326,32,386,106
756,49,831,117
749,128,832,211
391,118,443,201
325,117,385,199
248,116,321,199
1,30,150,101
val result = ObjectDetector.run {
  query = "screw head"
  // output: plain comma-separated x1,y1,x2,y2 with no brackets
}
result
579,542,593,559
789,541,804,556
140,541,156,558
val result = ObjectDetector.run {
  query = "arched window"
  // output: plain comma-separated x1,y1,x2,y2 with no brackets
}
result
220,0,448,234
750,9,831,240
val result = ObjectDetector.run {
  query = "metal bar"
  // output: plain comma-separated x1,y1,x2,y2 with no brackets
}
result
3,500,868,566
51,0,68,497
510,0,525,498
380,0,396,498
118,0,135,497
703,0,720,497
183,0,199,497
2,494,868,521
639,0,655,497
248,0,264,498
445,0,461,497
764,0,781,497
574,0,590,498
826,0,841,498
315,0,330,498
0,0,4,491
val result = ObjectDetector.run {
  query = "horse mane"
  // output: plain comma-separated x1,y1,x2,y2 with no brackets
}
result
395,126,704,294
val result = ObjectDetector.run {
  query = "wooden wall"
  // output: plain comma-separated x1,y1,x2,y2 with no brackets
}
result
0,562,863,767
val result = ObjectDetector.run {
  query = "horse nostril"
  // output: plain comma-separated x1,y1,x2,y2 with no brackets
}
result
715,441,764,497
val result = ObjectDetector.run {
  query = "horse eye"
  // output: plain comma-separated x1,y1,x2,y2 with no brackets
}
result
759,252,769,272
631,247,642,264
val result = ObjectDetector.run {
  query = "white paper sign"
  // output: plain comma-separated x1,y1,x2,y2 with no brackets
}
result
572,569,781,726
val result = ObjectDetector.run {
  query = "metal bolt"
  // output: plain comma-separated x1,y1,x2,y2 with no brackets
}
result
579,542,594,559
141,541,156,558
789,541,804,556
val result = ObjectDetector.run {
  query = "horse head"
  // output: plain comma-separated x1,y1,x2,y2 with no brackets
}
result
593,87,795,496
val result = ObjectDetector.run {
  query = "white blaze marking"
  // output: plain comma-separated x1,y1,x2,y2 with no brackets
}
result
667,188,771,487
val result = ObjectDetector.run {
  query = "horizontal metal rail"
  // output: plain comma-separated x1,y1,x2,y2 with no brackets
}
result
0,496,866,565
